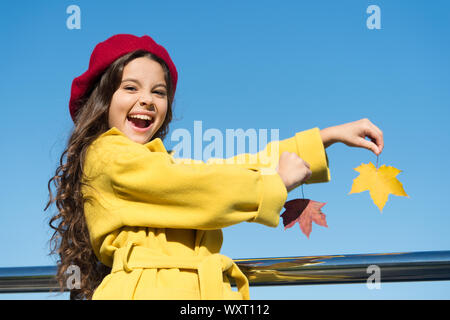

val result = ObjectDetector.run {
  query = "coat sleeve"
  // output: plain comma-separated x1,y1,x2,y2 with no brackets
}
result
83,134,289,235
174,127,331,185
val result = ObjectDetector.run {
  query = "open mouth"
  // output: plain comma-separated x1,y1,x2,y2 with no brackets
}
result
127,115,154,131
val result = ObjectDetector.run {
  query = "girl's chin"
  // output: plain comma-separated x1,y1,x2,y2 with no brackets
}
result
123,128,151,144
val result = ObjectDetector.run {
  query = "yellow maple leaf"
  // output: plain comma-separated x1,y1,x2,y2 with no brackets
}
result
349,162,409,212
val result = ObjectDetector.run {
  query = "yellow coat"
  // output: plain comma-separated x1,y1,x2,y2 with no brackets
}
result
81,126,331,300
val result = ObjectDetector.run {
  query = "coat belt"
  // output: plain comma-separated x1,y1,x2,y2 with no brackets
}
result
111,241,250,300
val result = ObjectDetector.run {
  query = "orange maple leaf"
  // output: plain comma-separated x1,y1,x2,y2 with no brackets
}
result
280,199,328,238
349,162,409,212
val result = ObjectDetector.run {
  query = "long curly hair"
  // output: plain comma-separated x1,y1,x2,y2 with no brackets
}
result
44,49,176,300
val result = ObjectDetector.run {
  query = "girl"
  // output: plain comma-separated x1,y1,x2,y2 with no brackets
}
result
45,34,384,300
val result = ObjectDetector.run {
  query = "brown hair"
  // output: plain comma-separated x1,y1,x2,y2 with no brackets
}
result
44,49,176,300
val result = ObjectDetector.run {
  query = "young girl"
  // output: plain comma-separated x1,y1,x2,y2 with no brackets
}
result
45,33,384,300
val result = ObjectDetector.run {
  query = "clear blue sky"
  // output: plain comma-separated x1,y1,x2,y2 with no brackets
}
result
1,0,449,299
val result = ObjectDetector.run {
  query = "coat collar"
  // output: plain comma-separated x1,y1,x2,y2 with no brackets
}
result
100,127,168,153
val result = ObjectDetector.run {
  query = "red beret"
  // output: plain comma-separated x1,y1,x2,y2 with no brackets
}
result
69,34,178,122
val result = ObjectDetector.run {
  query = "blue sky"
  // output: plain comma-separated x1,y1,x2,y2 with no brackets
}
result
0,0,449,299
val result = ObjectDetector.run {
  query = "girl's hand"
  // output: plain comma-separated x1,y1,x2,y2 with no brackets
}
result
276,152,312,193
323,118,384,156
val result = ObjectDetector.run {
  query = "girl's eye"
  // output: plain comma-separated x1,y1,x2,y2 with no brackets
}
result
124,86,166,96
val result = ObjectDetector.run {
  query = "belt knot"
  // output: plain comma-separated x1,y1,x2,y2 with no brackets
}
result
113,241,250,300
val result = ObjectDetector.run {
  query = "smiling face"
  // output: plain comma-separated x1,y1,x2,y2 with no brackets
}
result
108,57,168,144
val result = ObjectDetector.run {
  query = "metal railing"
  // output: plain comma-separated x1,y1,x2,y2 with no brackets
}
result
1,250,449,293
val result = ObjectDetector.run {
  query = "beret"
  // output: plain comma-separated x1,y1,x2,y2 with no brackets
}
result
69,34,178,122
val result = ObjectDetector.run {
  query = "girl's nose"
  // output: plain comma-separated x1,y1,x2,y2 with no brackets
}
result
139,94,154,108
139,100,156,112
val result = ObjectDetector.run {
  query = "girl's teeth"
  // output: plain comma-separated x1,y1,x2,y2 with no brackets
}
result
128,114,152,121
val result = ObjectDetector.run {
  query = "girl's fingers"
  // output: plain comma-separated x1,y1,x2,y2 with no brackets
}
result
360,137,380,155
370,123,384,153
364,123,383,155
